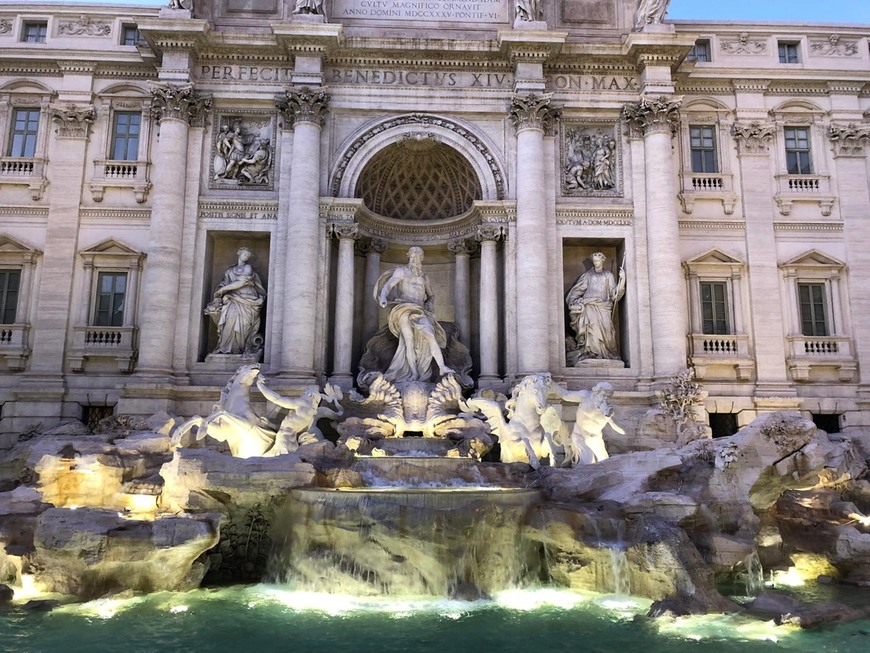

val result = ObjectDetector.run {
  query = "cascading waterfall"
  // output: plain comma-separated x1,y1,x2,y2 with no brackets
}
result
738,550,765,597
269,487,544,599
609,547,631,596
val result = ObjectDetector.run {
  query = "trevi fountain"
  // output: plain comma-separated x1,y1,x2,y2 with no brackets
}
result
1,0,870,651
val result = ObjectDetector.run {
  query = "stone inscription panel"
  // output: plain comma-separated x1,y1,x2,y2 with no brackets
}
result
332,0,509,24
328,68,512,88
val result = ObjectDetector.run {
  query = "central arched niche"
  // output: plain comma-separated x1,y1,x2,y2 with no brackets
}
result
355,136,482,221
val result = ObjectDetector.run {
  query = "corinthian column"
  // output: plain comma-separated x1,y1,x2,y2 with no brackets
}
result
136,82,210,376
330,222,359,388
623,96,686,378
276,87,329,380
509,93,559,375
477,225,504,384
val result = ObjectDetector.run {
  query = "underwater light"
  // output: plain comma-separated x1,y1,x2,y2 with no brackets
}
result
769,567,806,588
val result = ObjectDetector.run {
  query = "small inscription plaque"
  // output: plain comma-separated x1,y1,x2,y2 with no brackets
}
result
332,0,509,24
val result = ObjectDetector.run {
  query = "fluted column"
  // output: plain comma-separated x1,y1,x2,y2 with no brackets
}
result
330,223,359,388
359,237,388,343
477,225,504,384
136,82,210,376
448,237,478,347
509,93,559,375
276,87,329,379
28,104,95,376
624,96,687,378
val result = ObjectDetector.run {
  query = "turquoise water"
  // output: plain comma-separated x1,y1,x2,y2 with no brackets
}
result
2,586,869,653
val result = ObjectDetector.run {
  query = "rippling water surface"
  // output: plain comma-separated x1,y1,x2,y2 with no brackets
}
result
2,586,869,653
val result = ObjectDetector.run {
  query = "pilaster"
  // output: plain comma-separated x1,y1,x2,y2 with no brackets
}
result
329,222,360,389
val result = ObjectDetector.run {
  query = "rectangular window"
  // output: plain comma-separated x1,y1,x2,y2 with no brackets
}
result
23,22,47,44
798,282,828,337
778,41,800,64
689,126,718,173
121,26,141,47
700,281,729,335
687,40,711,63
0,270,20,324
94,272,127,327
8,108,40,158
110,112,141,161
784,127,812,175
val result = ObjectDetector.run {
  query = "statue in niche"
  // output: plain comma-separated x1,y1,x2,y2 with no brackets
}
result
634,0,670,31
358,247,473,388
213,120,274,185
515,0,543,22
551,382,625,466
564,127,617,193
205,247,266,357
565,252,626,364
294,0,325,16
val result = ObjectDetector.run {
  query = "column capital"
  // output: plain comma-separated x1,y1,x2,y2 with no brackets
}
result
509,93,560,133
448,237,479,256
357,236,388,255
622,95,681,137
477,224,506,242
828,123,870,157
331,222,359,240
148,81,210,125
49,103,95,139
276,86,330,129
731,121,775,155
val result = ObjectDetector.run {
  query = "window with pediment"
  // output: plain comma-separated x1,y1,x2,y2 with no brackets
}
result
0,234,40,372
677,100,737,215
0,80,53,200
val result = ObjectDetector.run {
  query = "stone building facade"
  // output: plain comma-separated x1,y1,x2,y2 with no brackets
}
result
1,1,869,451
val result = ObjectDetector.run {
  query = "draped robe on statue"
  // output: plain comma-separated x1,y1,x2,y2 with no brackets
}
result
383,300,448,382
210,265,266,354
566,268,624,361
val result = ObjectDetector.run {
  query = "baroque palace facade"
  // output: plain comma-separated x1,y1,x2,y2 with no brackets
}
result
1,1,870,451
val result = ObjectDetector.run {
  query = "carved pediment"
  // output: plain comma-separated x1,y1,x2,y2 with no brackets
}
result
683,247,744,276
781,249,845,270
78,238,145,267
0,234,41,264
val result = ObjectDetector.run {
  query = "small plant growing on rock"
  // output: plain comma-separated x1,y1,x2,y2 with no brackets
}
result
658,368,707,445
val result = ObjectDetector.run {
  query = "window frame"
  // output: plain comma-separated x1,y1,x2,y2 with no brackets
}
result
700,280,731,335
783,125,813,175
778,40,801,64
797,281,829,337
7,107,41,158
687,39,712,63
120,25,141,47
21,21,48,44
0,268,22,325
689,124,719,174
109,110,141,161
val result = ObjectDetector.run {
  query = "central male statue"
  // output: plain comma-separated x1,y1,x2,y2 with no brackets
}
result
375,247,454,383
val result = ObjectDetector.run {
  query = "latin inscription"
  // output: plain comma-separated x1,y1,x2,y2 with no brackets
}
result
551,75,640,92
197,65,294,82
332,0,509,23
328,68,512,88
200,209,278,220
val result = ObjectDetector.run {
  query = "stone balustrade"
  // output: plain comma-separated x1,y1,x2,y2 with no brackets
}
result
68,325,138,373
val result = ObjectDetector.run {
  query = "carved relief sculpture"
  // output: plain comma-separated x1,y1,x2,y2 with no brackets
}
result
563,125,619,195
205,247,267,357
212,115,275,187
58,15,111,36
358,247,472,388
149,81,211,125
515,0,543,22
720,32,767,55
0,19,12,34
565,252,626,364
828,124,870,156
50,104,96,139
168,0,194,10
810,34,859,57
633,0,670,31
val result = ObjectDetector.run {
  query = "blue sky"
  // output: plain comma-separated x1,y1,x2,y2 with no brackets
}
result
32,1,870,24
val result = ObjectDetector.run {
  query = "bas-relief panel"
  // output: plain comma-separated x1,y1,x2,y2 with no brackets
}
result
209,111,277,191
560,122,622,198
331,0,510,24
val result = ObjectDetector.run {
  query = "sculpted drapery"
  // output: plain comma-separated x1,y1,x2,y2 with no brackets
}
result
566,252,626,362
206,247,266,355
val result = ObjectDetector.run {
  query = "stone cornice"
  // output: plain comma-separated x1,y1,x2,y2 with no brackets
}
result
136,18,210,55
80,208,151,221
497,30,568,63
679,220,745,231
623,32,697,72
555,206,634,225
271,21,343,57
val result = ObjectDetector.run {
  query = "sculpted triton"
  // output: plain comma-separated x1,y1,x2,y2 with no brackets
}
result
566,252,626,363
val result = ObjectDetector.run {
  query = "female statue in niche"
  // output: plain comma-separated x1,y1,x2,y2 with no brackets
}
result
205,247,266,356
565,252,626,363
